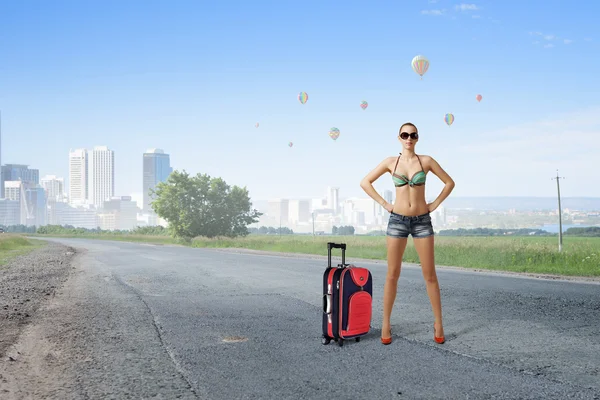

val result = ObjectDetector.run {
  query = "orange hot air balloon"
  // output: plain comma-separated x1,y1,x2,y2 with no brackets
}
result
476,94,482,102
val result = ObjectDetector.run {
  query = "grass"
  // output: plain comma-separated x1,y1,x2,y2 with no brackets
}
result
0,234,46,267
30,232,600,277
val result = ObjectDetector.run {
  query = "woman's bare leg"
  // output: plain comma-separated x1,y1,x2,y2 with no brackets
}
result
413,235,444,337
382,236,408,338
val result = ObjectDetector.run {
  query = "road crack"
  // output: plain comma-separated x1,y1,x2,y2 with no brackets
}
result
111,273,203,399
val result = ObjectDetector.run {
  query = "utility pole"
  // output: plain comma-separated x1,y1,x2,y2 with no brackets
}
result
551,170,565,252
312,211,315,236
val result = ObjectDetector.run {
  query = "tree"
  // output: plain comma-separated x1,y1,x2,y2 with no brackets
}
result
332,225,355,235
150,170,262,239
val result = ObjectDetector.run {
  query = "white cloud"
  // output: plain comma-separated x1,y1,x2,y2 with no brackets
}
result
455,3,479,11
544,43,554,48
421,9,444,15
472,14,481,18
529,31,579,47
584,37,592,42
429,0,438,3
443,107,600,196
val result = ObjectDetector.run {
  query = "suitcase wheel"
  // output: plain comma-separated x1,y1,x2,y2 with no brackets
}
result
338,339,344,347
321,336,331,345
355,337,361,342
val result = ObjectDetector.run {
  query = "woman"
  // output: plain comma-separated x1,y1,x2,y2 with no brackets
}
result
359,122,455,345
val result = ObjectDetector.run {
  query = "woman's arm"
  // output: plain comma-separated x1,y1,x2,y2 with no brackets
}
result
426,156,455,212
360,157,394,212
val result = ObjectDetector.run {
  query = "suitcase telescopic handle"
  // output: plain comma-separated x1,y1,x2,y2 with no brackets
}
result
327,242,346,268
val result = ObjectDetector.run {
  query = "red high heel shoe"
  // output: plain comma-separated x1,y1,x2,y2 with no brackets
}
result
381,328,392,345
433,324,445,344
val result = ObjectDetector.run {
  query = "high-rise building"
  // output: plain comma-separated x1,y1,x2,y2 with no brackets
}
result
326,186,340,214
267,198,289,225
288,199,311,224
4,181,28,225
69,149,88,205
101,196,139,230
142,149,172,212
41,175,65,203
25,186,47,227
0,111,3,191
1,164,39,197
88,146,115,208
0,199,19,226
383,190,393,204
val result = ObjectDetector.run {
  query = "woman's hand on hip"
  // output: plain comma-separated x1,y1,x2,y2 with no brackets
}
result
385,202,394,213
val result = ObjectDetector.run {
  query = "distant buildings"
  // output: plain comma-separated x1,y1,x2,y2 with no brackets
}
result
68,149,88,205
142,149,172,213
0,133,174,231
40,175,65,203
1,164,39,196
88,146,115,208
0,164,45,226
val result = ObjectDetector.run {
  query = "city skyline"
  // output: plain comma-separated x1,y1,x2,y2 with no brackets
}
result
1,2,599,201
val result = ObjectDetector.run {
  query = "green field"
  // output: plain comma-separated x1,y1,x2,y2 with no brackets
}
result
31,233,600,277
0,234,46,267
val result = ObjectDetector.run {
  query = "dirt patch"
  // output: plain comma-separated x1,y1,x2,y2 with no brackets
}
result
0,241,76,358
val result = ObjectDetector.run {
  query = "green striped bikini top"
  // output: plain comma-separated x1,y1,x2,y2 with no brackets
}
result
391,153,426,187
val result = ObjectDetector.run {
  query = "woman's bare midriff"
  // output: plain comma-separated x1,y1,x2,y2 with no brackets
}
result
391,186,429,216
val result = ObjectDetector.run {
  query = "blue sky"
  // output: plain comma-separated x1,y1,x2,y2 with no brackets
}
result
1,0,599,203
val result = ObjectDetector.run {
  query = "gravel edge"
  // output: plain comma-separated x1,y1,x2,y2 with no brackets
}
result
0,241,77,358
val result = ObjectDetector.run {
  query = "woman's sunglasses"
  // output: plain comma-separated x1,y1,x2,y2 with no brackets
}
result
399,132,419,140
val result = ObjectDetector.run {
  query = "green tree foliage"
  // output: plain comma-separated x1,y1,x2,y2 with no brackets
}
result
564,226,600,237
35,225,170,235
332,225,355,235
150,170,262,239
248,226,294,235
438,227,553,236
0,224,36,233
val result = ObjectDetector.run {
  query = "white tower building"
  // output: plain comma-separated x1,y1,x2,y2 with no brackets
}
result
88,146,115,208
68,148,88,205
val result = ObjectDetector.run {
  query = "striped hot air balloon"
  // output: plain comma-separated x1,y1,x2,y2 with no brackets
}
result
298,92,308,104
411,55,430,80
444,113,455,126
329,127,340,140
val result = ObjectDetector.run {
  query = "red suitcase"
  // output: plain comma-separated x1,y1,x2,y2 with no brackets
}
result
322,242,373,347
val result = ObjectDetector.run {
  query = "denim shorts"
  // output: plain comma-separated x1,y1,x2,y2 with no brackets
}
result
386,212,435,239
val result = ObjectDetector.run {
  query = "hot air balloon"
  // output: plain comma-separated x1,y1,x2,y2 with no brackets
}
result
411,55,429,80
476,94,482,102
360,101,368,110
288,142,293,147
444,113,454,126
255,122,259,128
298,92,308,104
329,127,340,140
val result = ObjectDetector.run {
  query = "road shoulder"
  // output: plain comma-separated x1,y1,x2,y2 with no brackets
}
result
209,247,600,284
1,242,197,399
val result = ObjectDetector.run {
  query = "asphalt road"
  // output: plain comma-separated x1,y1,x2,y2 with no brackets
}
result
5,238,600,399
